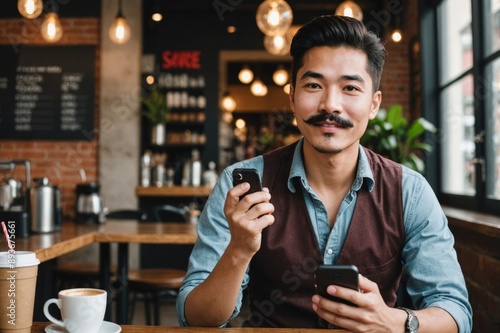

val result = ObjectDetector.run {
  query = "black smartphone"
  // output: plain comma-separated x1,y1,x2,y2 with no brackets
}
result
315,264,359,306
232,168,263,198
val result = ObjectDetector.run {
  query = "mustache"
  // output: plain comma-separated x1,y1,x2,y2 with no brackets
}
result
304,113,354,128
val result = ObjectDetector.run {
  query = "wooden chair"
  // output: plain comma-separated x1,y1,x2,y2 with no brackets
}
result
54,210,147,292
127,204,190,325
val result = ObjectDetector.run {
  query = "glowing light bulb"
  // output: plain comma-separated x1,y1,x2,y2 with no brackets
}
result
238,66,254,84
251,79,268,96
152,13,163,22
283,83,291,94
256,0,293,36
40,13,63,42
335,1,363,21
17,0,43,19
272,66,289,86
264,34,290,56
222,94,237,112
109,16,131,44
391,29,402,43
235,118,246,129
146,75,155,85
267,3,280,27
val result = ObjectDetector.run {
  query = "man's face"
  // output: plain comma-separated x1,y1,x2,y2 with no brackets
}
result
289,46,381,154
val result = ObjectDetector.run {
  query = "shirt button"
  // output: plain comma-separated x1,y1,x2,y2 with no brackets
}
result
327,248,333,255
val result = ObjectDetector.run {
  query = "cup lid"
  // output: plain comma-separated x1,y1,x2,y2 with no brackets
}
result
0,251,40,268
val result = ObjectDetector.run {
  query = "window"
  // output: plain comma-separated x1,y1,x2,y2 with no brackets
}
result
423,0,500,215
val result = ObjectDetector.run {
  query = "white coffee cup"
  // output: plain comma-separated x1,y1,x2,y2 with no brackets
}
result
43,288,107,333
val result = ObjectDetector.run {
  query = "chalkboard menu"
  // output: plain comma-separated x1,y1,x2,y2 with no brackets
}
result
0,45,95,140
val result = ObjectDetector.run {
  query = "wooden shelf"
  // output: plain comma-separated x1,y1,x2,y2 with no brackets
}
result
135,186,211,197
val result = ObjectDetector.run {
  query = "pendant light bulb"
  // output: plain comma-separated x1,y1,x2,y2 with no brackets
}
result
272,66,289,86
152,12,163,22
335,1,363,21
256,0,293,36
222,92,237,112
109,0,131,44
40,13,63,42
238,66,254,84
263,34,290,56
18,0,43,19
391,28,403,42
251,79,268,97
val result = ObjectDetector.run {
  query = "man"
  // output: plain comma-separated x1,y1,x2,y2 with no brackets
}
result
177,15,472,333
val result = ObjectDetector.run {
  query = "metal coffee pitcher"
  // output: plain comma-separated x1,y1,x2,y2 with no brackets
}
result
31,177,62,233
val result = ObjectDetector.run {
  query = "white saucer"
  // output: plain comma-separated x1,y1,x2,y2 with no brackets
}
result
45,321,121,333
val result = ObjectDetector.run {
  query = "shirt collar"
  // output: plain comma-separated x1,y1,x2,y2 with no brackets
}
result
288,139,375,193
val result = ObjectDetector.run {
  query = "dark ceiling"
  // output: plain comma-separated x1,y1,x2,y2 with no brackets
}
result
0,0,101,18
147,0,382,12
0,1,387,24
144,0,385,23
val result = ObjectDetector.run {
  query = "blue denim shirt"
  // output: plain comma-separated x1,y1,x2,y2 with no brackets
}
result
177,139,472,332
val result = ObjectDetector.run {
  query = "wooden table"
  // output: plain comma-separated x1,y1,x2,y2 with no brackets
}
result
31,322,346,332
17,220,198,324
16,220,197,259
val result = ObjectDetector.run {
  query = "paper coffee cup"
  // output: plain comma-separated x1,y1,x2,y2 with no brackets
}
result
0,251,40,333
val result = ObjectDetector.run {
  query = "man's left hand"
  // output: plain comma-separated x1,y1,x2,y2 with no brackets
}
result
311,274,407,332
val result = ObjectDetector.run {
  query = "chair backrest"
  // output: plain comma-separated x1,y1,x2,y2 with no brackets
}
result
151,204,188,223
106,209,148,221
141,205,191,270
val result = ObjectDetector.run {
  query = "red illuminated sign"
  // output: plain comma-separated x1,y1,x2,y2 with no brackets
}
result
161,50,201,70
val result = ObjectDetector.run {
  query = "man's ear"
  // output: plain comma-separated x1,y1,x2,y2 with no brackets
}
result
369,90,382,120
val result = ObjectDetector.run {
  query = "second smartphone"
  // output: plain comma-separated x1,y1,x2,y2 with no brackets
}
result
315,264,359,306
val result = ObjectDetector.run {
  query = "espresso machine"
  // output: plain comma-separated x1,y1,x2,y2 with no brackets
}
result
0,159,31,238
75,182,105,224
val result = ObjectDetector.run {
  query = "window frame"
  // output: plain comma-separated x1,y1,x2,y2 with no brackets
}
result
420,0,500,216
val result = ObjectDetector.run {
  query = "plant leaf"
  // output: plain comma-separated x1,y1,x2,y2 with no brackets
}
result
408,153,425,173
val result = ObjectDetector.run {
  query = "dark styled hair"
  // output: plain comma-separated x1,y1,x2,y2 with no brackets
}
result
290,15,387,92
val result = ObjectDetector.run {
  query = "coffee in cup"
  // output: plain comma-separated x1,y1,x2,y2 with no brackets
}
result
43,288,107,333
0,250,40,333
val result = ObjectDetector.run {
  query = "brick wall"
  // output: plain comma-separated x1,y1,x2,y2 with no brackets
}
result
0,18,100,219
447,212,500,333
378,0,417,118
381,40,410,113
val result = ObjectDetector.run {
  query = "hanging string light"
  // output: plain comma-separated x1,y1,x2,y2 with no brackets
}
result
109,0,131,44
255,0,293,36
40,12,63,42
17,0,43,19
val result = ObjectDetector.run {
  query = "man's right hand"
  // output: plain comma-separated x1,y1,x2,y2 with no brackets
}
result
224,182,275,257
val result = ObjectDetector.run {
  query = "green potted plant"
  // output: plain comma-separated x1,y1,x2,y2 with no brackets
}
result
360,104,437,173
141,87,169,145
